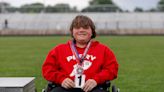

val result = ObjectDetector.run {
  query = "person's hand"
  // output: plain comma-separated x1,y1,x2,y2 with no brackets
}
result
61,78,75,89
82,79,97,92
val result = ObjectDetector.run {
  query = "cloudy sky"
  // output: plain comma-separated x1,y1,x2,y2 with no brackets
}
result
1,0,160,11
113,0,160,11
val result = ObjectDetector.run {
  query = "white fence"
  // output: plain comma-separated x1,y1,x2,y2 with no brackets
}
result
0,12,164,35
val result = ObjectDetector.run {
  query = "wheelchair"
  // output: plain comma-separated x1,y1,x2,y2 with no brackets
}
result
42,81,120,92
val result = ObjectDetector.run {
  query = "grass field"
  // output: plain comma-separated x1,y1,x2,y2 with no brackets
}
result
0,36,164,92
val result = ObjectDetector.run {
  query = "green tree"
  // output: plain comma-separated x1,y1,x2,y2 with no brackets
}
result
148,8,157,12
82,0,121,12
54,3,74,12
157,0,164,11
20,3,44,13
134,7,143,12
45,5,57,12
45,3,77,13
89,0,114,5
158,0,164,4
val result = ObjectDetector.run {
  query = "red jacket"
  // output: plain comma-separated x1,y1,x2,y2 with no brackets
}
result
42,40,118,84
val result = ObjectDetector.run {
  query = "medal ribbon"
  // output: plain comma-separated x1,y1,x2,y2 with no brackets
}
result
69,39,91,65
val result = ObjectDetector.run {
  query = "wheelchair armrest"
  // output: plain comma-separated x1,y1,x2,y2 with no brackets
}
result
43,82,57,92
47,82,56,88
44,81,111,92
101,81,111,87
99,80,111,91
105,81,111,87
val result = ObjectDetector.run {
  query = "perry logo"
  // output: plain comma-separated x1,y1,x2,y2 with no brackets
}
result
66,54,96,62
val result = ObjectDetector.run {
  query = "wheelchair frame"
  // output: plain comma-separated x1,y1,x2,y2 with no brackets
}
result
42,81,119,92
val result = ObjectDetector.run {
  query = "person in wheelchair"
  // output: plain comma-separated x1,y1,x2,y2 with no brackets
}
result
42,15,119,92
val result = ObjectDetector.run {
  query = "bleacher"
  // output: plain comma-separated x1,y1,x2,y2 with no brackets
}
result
0,12,164,35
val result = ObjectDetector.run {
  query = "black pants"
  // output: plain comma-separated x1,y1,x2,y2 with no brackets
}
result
50,86,107,92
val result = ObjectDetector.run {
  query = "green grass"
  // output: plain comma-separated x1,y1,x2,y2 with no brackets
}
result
0,36,164,92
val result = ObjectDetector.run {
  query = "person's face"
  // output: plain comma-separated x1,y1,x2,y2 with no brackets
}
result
72,27,92,44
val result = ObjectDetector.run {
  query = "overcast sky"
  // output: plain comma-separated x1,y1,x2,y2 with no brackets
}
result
1,0,160,11
113,0,160,11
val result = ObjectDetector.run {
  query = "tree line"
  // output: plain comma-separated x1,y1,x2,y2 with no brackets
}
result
0,0,164,13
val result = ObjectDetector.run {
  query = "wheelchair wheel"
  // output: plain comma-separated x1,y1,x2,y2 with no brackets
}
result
112,85,117,92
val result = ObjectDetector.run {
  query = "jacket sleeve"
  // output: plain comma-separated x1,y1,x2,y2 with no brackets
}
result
42,48,68,84
93,47,119,84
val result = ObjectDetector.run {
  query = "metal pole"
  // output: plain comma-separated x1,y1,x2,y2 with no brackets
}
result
42,0,46,12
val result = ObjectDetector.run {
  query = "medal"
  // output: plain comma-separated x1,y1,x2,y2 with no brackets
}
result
76,66,84,74
69,40,92,75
